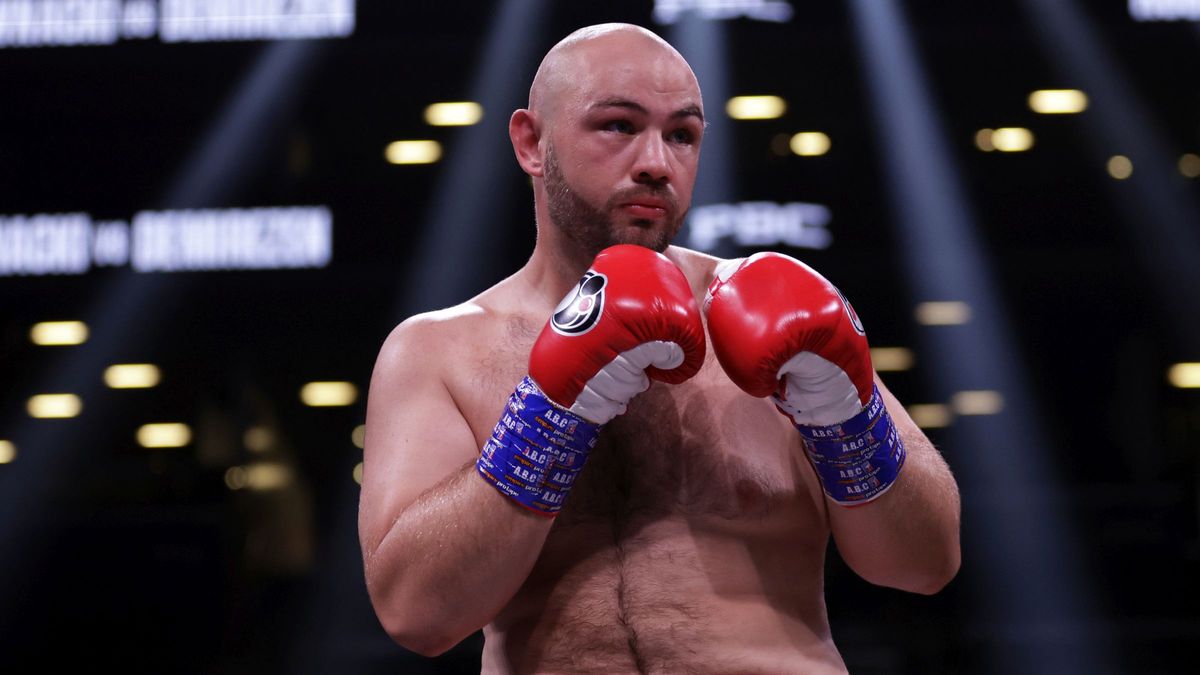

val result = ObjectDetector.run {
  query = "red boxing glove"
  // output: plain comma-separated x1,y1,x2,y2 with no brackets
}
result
704,252,871,425
530,244,706,424
704,253,905,506
477,245,705,515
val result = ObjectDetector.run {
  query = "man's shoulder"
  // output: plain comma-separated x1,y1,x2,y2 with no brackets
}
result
374,301,496,374
384,299,492,353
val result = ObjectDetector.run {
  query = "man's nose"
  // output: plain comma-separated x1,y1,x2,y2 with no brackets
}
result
631,133,671,185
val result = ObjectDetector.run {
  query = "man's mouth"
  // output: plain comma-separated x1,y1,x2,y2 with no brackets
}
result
620,198,670,220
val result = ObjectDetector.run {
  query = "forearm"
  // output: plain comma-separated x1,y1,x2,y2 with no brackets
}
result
364,460,554,655
826,429,961,594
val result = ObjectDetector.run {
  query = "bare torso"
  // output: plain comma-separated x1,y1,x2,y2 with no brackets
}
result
438,248,848,674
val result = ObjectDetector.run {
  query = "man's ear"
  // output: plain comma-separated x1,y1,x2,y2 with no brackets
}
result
509,109,544,177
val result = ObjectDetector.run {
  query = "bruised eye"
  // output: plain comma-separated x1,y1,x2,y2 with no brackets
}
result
669,128,697,145
602,119,635,134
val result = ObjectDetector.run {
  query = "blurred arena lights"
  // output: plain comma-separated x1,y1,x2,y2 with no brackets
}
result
1167,363,1200,388
351,424,365,449
299,382,358,407
951,390,1006,416
352,461,364,485
869,346,915,372
789,131,831,156
103,364,161,389
243,426,275,453
29,320,89,346
990,127,1035,152
0,36,328,626
355,3,553,669
392,0,549,318
424,102,484,127
384,140,442,165
1019,0,1200,349
1107,155,1134,179
907,403,953,429
1028,88,1089,114
1179,153,1200,178
914,301,972,326
26,394,82,419
136,423,192,449
725,95,786,120
224,463,292,491
974,128,1038,153
0,441,15,465
850,0,1116,670
974,129,996,152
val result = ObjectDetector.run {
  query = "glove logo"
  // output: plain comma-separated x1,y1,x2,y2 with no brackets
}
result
551,271,607,336
834,285,866,336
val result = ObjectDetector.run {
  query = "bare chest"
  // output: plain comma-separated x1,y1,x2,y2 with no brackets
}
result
453,323,814,529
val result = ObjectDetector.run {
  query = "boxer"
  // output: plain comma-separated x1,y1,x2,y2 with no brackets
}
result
359,23,960,674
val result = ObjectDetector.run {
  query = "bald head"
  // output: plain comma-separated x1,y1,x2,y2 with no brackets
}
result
529,23,700,128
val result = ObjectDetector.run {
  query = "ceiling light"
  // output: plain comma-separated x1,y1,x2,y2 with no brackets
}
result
1179,153,1200,178
424,101,483,126
1167,363,1200,388
975,129,995,152
726,95,786,120
28,394,82,418
385,140,442,165
104,364,161,389
789,132,831,156
915,301,972,326
907,404,952,429
30,321,89,346
1028,89,1088,114
137,423,192,448
870,347,914,372
991,127,1034,152
1107,155,1133,180
300,381,358,407
951,390,1005,415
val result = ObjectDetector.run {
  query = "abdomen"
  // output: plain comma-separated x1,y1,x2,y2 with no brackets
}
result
485,517,845,674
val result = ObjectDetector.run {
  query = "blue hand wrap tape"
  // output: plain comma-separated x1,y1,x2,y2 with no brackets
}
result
795,384,906,506
476,376,602,516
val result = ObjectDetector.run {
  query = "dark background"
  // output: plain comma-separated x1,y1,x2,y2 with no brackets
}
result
1,1,1198,673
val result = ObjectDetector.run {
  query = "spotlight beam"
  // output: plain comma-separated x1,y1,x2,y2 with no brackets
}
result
299,2,551,670
668,14,741,259
849,0,1115,671
1018,0,1200,349
392,0,551,319
0,39,324,634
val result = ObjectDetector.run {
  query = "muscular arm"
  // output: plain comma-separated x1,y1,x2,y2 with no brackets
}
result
825,374,961,595
358,318,553,656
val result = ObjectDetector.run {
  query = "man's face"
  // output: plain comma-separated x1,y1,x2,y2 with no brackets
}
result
540,37,704,256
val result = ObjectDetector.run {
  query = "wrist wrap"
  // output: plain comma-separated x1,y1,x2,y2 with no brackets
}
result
476,376,601,517
795,384,906,506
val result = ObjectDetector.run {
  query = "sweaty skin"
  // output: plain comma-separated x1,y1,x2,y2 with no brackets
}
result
359,24,960,674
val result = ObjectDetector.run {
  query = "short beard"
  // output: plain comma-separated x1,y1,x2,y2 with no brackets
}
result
543,144,682,260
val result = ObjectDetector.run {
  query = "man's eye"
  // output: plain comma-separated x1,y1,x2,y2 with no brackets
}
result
603,120,634,134
669,128,695,144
